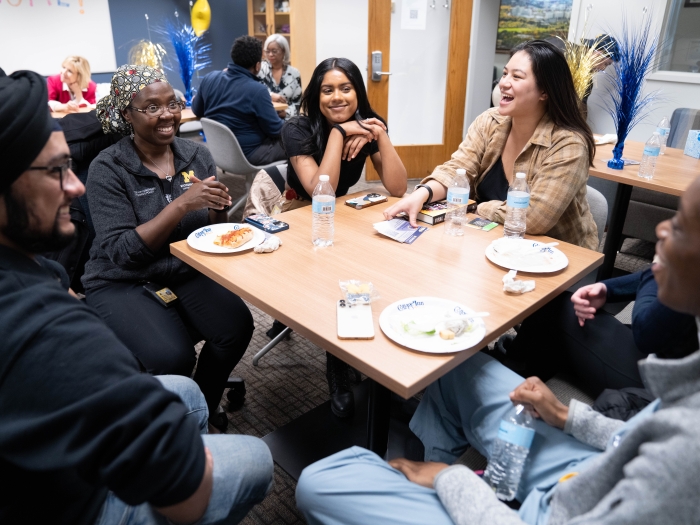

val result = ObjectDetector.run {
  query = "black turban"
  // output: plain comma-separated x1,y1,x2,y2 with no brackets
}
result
0,70,58,194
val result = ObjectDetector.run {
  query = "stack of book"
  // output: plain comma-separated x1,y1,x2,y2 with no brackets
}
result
417,199,477,225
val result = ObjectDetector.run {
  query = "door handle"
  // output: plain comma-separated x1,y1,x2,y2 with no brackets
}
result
371,51,392,82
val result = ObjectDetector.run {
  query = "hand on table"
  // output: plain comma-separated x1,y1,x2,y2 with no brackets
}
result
178,175,231,211
510,377,568,429
570,283,607,327
389,458,450,488
271,93,287,103
65,100,81,113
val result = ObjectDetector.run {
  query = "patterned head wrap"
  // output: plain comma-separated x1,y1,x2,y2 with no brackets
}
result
96,65,169,136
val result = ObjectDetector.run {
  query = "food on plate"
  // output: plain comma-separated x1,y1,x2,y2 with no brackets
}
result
213,227,254,249
439,329,455,340
442,317,474,337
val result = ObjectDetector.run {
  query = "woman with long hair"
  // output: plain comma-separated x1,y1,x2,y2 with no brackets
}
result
274,57,407,418
385,40,598,250
47,55,97,113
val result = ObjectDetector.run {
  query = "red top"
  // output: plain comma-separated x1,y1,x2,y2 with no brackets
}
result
47,74,97,105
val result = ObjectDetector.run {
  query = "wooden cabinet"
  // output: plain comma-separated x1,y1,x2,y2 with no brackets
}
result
247,0,315,90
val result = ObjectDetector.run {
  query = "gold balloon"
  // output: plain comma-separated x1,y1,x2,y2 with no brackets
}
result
128,40,166,72
191,0,211,37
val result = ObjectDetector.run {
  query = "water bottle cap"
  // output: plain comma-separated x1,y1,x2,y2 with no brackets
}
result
652,131,660,136
319,175,330,182
456,169,466,176
515,172,526,179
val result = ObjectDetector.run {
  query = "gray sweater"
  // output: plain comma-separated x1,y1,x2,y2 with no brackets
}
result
434,333,700,525
82,137,217,289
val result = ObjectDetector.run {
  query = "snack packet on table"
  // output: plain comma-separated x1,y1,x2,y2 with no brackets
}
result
339,280,379,305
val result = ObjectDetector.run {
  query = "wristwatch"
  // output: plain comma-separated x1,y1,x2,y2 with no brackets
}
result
414,184,433,204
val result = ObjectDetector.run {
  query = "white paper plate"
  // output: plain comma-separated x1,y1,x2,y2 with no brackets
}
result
187,223,265,254
485,238,568,273
379,297,486,354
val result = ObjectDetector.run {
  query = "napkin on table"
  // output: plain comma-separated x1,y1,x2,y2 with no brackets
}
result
502,270,535,294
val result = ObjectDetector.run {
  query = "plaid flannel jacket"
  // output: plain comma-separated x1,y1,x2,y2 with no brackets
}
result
424,108,598,250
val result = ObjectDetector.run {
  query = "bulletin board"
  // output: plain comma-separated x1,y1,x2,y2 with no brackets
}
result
0,0,117,76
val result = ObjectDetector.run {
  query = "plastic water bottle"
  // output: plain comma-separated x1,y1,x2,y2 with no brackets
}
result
503,173,530,239
483,404,535,501
312,174,335,247
445,169,470,236
656,116,670,154
638,132,662,180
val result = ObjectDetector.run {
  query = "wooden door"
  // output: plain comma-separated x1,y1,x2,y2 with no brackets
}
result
366,0,473,181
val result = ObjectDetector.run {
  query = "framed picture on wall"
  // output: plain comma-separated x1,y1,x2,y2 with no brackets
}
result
496,0,575,52
684,0,700,7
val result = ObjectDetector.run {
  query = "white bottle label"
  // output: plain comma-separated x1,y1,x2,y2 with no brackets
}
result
312,199,335,214
498,420,535,448
507,191,529,209
643,145,660,157
656,127,670,137
447,187,470,205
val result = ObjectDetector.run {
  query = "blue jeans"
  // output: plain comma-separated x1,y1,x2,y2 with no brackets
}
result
296,353,600,525
94,376,273,525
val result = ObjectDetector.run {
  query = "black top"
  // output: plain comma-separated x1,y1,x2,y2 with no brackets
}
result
0,245,205,524
282,117,380,201
476,156,509,204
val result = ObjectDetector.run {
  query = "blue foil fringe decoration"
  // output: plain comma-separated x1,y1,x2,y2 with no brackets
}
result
159,17,212,106
602,12,661,169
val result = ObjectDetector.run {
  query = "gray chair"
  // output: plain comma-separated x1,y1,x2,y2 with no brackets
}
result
200,118,286,217
667,107,700,149
568,185,608,290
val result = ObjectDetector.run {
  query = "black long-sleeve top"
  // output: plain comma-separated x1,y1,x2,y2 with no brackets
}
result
0,246,205,524
604,268,698,358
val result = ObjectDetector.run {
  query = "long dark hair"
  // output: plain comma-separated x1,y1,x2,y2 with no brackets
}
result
284,57,384,162
510,40,595,166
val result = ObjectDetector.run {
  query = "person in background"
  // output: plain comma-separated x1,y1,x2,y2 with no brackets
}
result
47,55,97,113
258,34,302,120
83,65,254,432
193,36,285,165
296,174,700,525
267,57,407,419
0,68,272,525
385,40,598,250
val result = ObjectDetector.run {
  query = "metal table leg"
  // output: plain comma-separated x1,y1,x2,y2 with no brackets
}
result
597,183,633,281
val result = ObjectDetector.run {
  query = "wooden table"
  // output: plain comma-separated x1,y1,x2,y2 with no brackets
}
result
180,100,288,123
590,141,699,280
171,194,602,473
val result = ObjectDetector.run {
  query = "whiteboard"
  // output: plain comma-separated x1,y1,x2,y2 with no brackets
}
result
0,0,117,76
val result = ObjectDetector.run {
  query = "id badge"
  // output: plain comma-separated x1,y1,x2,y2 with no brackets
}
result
143,282,178,308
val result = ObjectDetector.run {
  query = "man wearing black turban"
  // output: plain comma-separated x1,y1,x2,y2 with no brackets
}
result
0,71,272,525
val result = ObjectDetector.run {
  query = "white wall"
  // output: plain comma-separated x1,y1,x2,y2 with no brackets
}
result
315,0,369,85
464,0,501,135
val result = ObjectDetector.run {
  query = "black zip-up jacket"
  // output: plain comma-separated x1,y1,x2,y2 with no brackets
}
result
82,136,216,290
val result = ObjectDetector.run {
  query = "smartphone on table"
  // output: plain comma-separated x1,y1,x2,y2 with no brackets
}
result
337,300,374,339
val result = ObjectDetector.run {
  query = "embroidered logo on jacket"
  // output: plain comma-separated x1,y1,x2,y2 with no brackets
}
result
134,188,155,197
182,170,194,183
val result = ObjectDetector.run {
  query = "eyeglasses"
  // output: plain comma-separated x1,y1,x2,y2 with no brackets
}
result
128,101,185,117
265,48,282,56
26,158,73,190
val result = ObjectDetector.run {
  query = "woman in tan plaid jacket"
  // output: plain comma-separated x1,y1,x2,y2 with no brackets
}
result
384,40,598,250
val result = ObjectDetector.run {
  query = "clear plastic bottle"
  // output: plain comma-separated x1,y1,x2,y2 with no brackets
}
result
483,404,535,501
312,174,335,247
503,173,530,239
638,132,662,180
656,116,671,155
445,169,470,236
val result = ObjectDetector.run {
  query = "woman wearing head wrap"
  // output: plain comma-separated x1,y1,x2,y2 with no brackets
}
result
83,65,254,432
47,56,97,113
